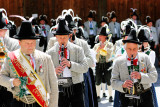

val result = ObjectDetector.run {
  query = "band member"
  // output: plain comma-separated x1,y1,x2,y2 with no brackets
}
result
146,16,158,50
115,24,131,56
39,15,51,52
113,22,132,107
46,18,88,107
77,20,89,42
69,23,97,107
130,8,142,25
31,18,44,52
0,19,58,107
138,28,158,107
98,16,109,35
93,24,113,102
111,29,157,107
138,28,155,64
84,10,98,48
0,8,20,107
95,16,109,44
108,11,121,44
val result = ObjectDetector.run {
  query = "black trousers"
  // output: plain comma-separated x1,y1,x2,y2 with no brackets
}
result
95,62,112,85
10,99,40,107
58,82,84,107
119,89,154,107
88,35,95,48
112,36,120,44
0,86,13,107
43,37,47,52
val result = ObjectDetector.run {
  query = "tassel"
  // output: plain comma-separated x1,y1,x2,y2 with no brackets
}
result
142,45,144,52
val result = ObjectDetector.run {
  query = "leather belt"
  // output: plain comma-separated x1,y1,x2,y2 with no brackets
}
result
13,94,36,104
142,88,150,93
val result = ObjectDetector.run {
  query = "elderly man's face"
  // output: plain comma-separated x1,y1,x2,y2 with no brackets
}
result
19,40,36,54
125,43,138,58
56,35,69,47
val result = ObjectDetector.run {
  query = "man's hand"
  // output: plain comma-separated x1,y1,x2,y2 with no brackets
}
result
55,66,64,75
130,71,141,79
61,58,71,68
13,78,21,87
96,44,105,53
122,80,133,90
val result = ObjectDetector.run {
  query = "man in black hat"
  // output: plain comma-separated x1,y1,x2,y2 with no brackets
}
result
111,29,157,107
109,11,121,44
46,18,88,107
84,10,98,48
0,20,58,107
0,8,19,107
114,24,131,56
146,16,158,50
39,15,52,52
95,16,109,43
113,23,132,107
138,28,158,107
31,18,44,52
93,25,113,102
130,8,142,25
77,20,89,41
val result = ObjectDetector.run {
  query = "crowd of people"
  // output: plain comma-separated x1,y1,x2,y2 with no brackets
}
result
0,7,159,107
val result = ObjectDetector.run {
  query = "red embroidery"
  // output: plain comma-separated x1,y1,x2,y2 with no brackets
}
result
59,47,68,59
127,58,138,66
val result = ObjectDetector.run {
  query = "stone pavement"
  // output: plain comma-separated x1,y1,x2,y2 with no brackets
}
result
98,59,160,107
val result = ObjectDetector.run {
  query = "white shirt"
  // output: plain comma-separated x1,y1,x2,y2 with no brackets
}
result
58,43,72,77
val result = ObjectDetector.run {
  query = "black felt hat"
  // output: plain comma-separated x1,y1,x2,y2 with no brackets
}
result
14,21,40,39
88,10,96,18
123,29,141,44
50,19,56,27
39,15,48,24
138,29,149,42
7,21,17,38
131,11,138,17
32,18,38,26
122,24,132,37
146,16,152,24
130,8,138,17
77,20,83,27
0,10,8,29
99,26,110,36
100,16,108,24
110,12,116,19
55,19,71,35
65,14,76,30
88,12,93,18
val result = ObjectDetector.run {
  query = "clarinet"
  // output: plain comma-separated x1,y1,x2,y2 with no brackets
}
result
129,55,135,95
129,55,144,95
58,44,64,93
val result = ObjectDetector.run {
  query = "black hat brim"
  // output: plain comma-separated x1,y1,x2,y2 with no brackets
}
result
14,35,41,39
123,40,141,45
141,40,150,42
54,33,71,35
99,33,108,36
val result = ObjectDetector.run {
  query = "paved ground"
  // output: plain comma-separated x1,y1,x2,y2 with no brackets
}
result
98,59,160,107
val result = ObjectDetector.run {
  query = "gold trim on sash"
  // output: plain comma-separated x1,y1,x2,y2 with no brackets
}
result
13,50,49,106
